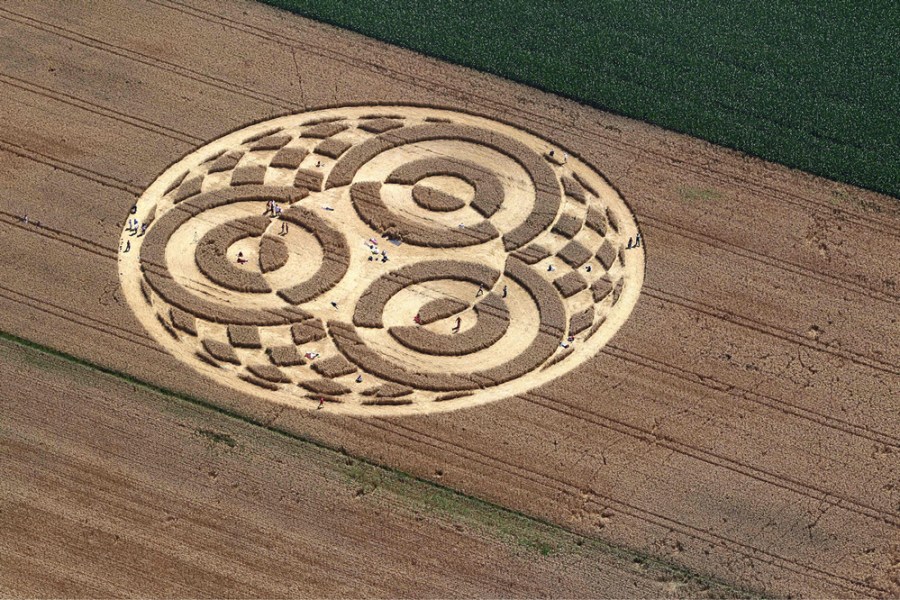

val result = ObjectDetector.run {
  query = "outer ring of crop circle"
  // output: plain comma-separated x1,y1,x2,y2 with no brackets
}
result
118,105,645,416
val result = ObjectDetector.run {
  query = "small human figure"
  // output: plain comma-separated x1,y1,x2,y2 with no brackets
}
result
567,336,575,343
585,265,592,273
560,342,570,349
130,205,137,215
20,214,28,224
317,397,324,410
264,200,273,216
547,264,555,272
273,204,283,218
381,251,388,263
322,205,334,211
635,233,642,248
123,240,131,253
280,220,288,235
236,251,248,265
330,301,338,309
549,150,555,158
475,283,484,298
452,316,461,333
502,285,508,298
139,223,148,237
627,237,633,249
355,375,363,383
305,351,320,360
414,313,422,326
315,160,322,168
129,221,139,236
563,152,568,164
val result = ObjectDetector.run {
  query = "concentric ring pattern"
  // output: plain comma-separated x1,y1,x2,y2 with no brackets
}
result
119,106,645,415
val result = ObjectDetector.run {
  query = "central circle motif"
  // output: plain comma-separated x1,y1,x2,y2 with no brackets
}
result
119,107,645,415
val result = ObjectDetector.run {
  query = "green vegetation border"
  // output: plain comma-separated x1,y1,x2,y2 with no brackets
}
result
261,0,899,198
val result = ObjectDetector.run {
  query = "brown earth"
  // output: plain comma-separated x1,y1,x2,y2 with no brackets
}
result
0,0,898,597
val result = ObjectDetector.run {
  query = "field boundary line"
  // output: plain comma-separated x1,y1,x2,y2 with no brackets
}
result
153,0,900,232
4,3,897,300
0,284,163,355
0,329,761,600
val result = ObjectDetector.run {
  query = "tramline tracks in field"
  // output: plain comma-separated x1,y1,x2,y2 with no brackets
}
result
603,343,900,449
520,389,899,526
148,0,900,234
358,416,886,597
0,212,117,261
4,0,897,240
8,176,892,532
0,139,141,195
640,287,898,377
0,284,165,356
0,8,295,112
0,73,203,145
2,9,897,303
1,158,896,446
0,95,900,318
641,216,900,305
3,208,894,530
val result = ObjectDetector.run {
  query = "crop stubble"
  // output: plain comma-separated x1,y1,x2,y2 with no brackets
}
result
0,0,897,598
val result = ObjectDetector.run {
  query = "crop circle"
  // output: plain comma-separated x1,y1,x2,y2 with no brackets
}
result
119,106,645,415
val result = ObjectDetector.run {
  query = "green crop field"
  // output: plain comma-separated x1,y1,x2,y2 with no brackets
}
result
262,0,899,198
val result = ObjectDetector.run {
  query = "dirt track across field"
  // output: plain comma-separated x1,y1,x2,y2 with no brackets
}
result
0,0,897,597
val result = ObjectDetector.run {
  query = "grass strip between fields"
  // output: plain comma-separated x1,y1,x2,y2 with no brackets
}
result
0,329,762,598
260,0,899,199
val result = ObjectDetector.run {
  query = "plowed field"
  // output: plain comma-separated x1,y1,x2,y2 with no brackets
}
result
0,0,897,597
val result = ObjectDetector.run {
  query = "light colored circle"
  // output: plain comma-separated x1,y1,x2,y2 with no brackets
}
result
119,106,645,416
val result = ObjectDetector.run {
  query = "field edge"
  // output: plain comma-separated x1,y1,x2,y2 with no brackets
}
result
0,329,762,599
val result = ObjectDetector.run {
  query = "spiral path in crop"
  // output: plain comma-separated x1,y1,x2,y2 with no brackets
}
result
119,106,645,415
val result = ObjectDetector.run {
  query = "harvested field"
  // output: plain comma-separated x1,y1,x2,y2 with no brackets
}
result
0,335,755,598
0,1,898,598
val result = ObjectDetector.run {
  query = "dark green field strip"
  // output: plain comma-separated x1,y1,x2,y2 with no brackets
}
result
261,0,899,198
0,329,759,598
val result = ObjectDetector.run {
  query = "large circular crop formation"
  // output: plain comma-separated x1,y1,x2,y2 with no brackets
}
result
119,107,645,415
